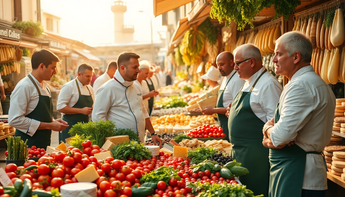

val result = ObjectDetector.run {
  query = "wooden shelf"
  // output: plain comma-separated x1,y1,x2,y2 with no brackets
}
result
0,132,15,141
327,172,345,189
332,131,345,138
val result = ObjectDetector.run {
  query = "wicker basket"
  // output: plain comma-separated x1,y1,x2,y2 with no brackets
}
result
197,95,218,110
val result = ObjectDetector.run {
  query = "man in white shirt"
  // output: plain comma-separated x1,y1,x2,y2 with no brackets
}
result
202,52,244,142
262,32,335,197
93,61,117,94
138,61,159,115
92,52,162,144
9,49,69,148
57,64,95,142
227,44,282,196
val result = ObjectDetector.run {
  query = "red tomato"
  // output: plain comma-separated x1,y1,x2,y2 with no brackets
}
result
220,133,225,137
83,147,92,155
92,145,100,150
121,166,132,175
121,187,132,196
122,181,131,188
51,168,64,178
63,156,75,167
99,181,111,192
125,174,136,184
96,176,107,186
81,158,91,168
37,164,50,175
19,174,32,182
70,168,81,176
97,169,104,176
108,169,117,177
38,175,51,188
157,181,167,190
51,177,63,188
0,194,11,197
5,163,17,173
37,156,53,165
104,189,116,197
215,172,221,177
105,157,114,163
73,152,82,163
168,178,177,187
198,171,204,178
90,149,100,156
64,179,73,184
132,170,142,179
204,170,211,177
6,172,17,179
230,180,238,184
23,160,36,168
101,163,112,173
74,163,84,170
115,173,125,181
32,182,43,190
110,180,123,190
82,140,92,148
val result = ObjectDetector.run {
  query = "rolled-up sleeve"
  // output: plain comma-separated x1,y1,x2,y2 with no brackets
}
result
8,85,39,137
270,85,314,146
92,87,112,122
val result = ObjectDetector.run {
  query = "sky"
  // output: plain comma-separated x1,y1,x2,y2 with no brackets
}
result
41,0,167,46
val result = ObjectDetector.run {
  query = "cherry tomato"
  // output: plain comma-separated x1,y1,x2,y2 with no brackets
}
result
51,168,64,178
115,173,125,181
121,187,132,196
104,189,116,197
110,180,123,190
198,171,204,178
157,181,167,190
82,140,92,148
5,163,17,173
99,181,111,192
122,181,131,187
19,174,32,182
121,166,132,175
101,163,111,173
92,145,100,150
132,170,142,179
23,160,36,168
73,152,83,163
63,156,75,167
108,169,117,177
83,147,92,155
51,177,63,188
37,164,50,175
168,178,177,187
204,170,211,177
38,175,51,188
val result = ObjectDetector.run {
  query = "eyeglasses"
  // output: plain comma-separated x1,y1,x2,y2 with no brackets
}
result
234,58,253,67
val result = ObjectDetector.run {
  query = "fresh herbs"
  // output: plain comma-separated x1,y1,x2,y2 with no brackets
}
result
324,10,335,28
69,120,115,147
140,166,180,184
174,134,192,144
187,182,263,197
210,0,300,31
189,160,219,173
68,134,94,150
187,147,216,164
111,141,152,161
6,136,28,160
198,18,217,45
155,96,188,109
113,128,140,143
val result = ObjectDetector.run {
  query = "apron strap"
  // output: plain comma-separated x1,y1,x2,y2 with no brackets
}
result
149,78,155,90
250,69,267,92
75,79,81,95
85,86,92,96
28,75,41,95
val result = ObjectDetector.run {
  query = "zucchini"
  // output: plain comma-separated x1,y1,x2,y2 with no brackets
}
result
32,190,55,197
230,166,249,176
131,186,154,197
140,182,157,189
219,168,233,179
213,164,221,172
224,161,238,170
14,179,23,192
19,179,32,197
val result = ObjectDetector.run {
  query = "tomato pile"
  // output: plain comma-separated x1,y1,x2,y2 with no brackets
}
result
187,125,225,138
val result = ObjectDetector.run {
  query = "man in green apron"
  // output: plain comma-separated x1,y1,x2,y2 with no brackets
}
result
262,32,335,197
228,44,282,196
57,64,94,142
202,52,244,142
9,49,69,148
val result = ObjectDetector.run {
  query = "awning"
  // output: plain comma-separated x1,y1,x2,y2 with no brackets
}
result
73,49,100,62
153,0,195,17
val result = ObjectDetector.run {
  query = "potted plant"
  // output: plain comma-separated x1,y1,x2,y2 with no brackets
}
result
5,136,28,166
12,21,44,37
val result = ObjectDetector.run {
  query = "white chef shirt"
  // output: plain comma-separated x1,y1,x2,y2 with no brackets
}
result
8,73,52,136
151,75,159,91
140,80,150,112
93,73,111,94
241,67,282,122
270,66,335,190
219,70,245,108
56,78,95,115
92,70,149,142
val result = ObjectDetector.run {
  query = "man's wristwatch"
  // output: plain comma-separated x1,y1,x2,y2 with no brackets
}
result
263,125,273,137
151,132,157,136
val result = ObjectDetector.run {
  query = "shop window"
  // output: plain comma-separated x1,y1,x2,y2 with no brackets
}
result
0,0,14,22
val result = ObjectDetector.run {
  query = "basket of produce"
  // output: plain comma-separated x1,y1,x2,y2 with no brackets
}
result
197,95,218,111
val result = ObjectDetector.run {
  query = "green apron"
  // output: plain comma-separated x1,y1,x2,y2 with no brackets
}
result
228,69,269,196
269,103,325,197
15,75,53,148
216,71,237,142
60,79,93,142
145,78,155,116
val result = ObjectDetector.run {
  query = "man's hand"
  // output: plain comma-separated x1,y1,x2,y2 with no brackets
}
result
1,94,6,101
149,90,159,97
262,135,286,149
51,119,69,131
152,135,163,148
80,107,92,115
225,104,231,118
202,107,215,115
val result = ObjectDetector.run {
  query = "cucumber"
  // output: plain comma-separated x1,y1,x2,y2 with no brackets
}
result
219,168,233,179
213,164,221,172
131,186,154,197
230,166,249,176
32,190,55,197
19,179,32,197
140,182,157,189
224,161,238,170
14,179,23,192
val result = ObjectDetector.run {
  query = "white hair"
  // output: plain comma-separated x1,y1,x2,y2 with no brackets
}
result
275,31,312,63
139,60,151,70
233,44,262,62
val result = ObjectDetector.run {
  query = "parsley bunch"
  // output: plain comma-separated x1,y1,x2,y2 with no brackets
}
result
187,147,216,164
111,141,151,161
140,167,180,184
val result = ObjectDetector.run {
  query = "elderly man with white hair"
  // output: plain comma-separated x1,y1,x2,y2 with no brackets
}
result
262,31,335,197
136,60,159,115
227,44,282,196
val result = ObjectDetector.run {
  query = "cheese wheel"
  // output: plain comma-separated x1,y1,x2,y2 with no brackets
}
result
331,169,342,176
334,151,345,158
334,122,341,127
332,161,345,168
342,173,345,181
333,126,341,131
331,165,344,173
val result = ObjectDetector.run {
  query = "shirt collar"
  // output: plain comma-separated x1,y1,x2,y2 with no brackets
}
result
114,70,133,87
76,78,86,87
246,67,265,83
226,70,236,80
290,65,313,82
29,73,46,89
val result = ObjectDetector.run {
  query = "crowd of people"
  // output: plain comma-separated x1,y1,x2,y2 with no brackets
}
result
7,31,335,197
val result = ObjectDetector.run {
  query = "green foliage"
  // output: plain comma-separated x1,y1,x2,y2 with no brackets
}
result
12,21,44,37
187,147,216,164
21,48,31,57
69,120,115,147
68,134,94,150
198,18,217,45
183,85,192,93
140,166,181,184
111,141,152,161
324,10,335,28
6,136,28,160
187,181,263,197
155,95,188,109
173,134,192,144
113,128,140,143
210,0,301,31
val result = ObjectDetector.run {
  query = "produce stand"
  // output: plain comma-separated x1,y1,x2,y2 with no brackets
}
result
327,172,345,189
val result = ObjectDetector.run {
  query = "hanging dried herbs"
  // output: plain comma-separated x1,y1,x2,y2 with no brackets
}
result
180,27,205,65
198,18,217,45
